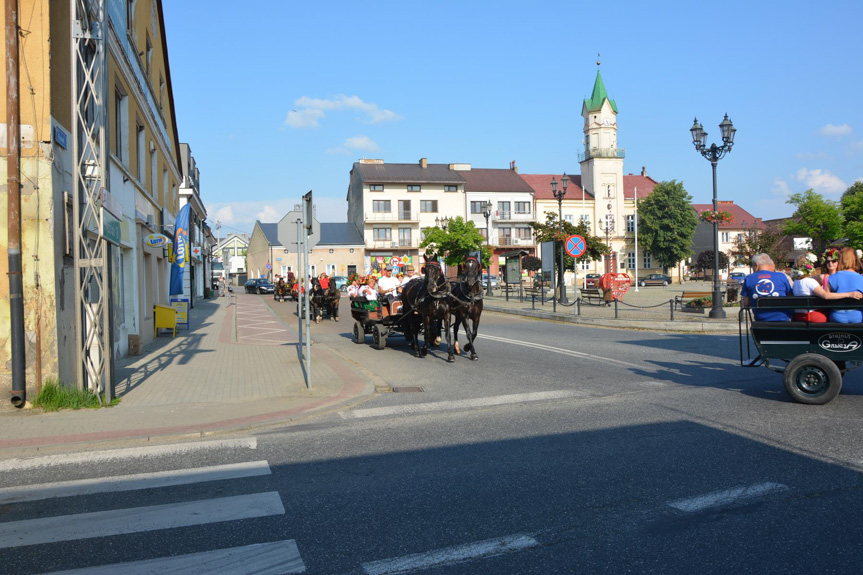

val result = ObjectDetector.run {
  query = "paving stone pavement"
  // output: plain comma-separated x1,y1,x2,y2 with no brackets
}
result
0,292,375,455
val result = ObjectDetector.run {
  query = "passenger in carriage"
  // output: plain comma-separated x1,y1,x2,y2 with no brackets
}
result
358,276,378,301
815,247,840,290
398,265,420,294
825,247,863,323
346,278,360,298
377,266,401,315
790,252,856,321
741,254,794,321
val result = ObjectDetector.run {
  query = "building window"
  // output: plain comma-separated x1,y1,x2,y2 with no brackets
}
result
626,214,635,232
627,252,637,269
515,201,531,214
604,214,615,233
515,227,531,240
420,200,438,213
145,34,152,77
126,0,136,36
421,227,431,240
721,232,730,242
398,228,412,247
407,185,421,192
497,202,511,219
373,228,391,241
444,185,457,192
564,215,573,223
580,214,590,229
114,88,127,163
398,200,411,220
643,252,653,269
480,228,488,240
372,200,391,213
579,259,591,271
369,184,384,192
470,201,486,214
159,73,165,114
136,123,145,182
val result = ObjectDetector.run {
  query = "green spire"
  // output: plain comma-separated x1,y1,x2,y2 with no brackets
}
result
584,69,617,113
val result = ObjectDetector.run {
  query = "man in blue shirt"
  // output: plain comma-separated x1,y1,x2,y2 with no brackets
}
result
741,253,793,321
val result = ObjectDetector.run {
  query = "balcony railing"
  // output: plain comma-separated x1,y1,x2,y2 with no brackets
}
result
492,211,535,223
493,236,534,247
578,147,626,162
365,211,419,222
368,239,420,250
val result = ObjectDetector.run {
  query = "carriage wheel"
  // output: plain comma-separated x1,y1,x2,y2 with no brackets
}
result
353,321,364,344
373,324,387,350
783,353,842,405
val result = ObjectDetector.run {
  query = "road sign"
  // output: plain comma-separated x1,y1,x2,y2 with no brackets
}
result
266,262,272,271
565,235,586,258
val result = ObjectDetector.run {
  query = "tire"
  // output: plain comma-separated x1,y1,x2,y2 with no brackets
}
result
353,321,364,344
639,281,645,287
663,281,668,286
373,323,387,350
783,353,842,405
257,287,261,295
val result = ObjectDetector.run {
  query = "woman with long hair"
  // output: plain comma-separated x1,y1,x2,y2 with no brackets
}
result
825,247,863,323
816,247,841,290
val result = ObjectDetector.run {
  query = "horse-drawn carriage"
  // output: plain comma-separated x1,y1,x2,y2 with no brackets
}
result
740,297,863,404
350,255,484,361
273,279,290,302
298,277,340,323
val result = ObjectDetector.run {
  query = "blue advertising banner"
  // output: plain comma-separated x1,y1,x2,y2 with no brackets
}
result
169,203,190,295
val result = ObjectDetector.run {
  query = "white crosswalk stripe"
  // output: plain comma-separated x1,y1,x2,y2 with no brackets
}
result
0,440,306,574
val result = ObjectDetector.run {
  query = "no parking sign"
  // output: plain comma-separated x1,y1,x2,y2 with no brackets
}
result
565,235,586,258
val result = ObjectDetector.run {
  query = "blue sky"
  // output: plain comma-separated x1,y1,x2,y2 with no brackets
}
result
163,0,863,236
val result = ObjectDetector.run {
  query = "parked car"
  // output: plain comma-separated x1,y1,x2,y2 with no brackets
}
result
332,276,349,292
727,272,747,284
481,274,499,289
638,273,672,287
584,273,601,288
245,278,275,294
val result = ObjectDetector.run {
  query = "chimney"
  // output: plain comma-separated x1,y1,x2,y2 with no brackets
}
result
510,160,518,174
641,166,647,177
420,158,427,169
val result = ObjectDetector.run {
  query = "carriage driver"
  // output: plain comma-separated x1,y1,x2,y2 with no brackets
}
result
318,272,330,290
377,266,401,309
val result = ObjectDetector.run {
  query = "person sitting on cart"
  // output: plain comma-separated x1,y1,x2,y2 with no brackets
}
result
358,276,378,301
741,253,793,321
378,266,401,307
825,247,863,323
346,278,360,298
398,265,420,294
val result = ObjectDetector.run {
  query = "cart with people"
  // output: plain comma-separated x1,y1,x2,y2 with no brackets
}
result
350,297,414,350
740,296,863,404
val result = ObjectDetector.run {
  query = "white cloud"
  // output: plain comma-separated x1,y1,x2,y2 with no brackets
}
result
285,108,325,128
820,123,852,137
214,205,235,225
285,95,402,129
851,141,863,153
256,205,281,222
207,197,350,237
771,178,791,197
795,151,831,160
795,168,847,195
327,135,380,155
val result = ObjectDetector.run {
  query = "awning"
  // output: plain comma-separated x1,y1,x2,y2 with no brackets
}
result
499,249,529,258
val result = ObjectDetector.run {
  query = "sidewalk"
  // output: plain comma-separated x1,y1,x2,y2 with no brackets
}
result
0,292,376,455
483,280,740,333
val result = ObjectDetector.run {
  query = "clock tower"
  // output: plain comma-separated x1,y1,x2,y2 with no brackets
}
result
579,66,625,268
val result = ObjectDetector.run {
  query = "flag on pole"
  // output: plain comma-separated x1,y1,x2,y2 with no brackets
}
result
169,203,190,295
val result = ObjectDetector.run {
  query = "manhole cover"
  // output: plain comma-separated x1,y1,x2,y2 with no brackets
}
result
392,386,424,393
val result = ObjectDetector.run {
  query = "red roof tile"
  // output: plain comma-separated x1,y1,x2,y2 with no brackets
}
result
460,168,535,193
520,174,590,200
691,201,765,230
623,175,659,199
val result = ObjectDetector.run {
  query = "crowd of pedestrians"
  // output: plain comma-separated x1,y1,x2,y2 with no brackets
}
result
741,247,863,322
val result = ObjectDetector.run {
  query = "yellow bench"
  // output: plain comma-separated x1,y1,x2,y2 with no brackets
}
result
154,304,178,338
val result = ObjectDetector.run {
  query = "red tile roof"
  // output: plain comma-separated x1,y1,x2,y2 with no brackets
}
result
520,173,590,200
691,201,765,230
623,175,659,199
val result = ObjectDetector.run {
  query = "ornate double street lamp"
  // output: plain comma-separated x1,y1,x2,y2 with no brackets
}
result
481,202,494,296
550,173,569,304
691,114,736,319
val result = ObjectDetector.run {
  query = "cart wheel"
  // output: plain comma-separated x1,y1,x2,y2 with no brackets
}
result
783,353,842,405
353,321,364,344
373,323,387,350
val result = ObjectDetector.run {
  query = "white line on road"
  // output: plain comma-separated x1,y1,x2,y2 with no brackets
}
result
0,460,271,504
44,539,305,574
362,534,539,575
0,437,257,472
0,491,285,549
668,482,788,512
341,390,583,419
478,333,642,368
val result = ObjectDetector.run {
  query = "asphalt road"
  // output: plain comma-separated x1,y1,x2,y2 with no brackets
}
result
2,298,863,574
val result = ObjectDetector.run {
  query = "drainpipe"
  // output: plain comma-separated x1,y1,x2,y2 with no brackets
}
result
6,0,26,407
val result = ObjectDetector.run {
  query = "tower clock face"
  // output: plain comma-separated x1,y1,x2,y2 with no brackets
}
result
603,118,612,126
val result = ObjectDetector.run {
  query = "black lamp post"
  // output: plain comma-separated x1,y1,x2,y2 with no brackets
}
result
481,201,494,296
551,173,569,304
691,114,736,319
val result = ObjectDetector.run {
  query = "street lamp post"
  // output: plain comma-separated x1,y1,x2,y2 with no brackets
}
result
481,202,494,296
551,173,569,304
691,114,736,319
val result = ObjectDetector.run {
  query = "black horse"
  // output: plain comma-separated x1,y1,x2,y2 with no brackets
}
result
323,280,340,322
309,278,328,323
449,256,484,360
401,255,455,362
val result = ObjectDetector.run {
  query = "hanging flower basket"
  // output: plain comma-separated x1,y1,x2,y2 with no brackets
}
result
699,210,734,224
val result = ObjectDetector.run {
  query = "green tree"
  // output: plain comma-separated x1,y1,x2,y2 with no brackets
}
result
420,216,491,268
530,212,608,275
841,181,863,249
695,250,729,276
782,189,843,254
729,225,787,271
638,180,699,273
